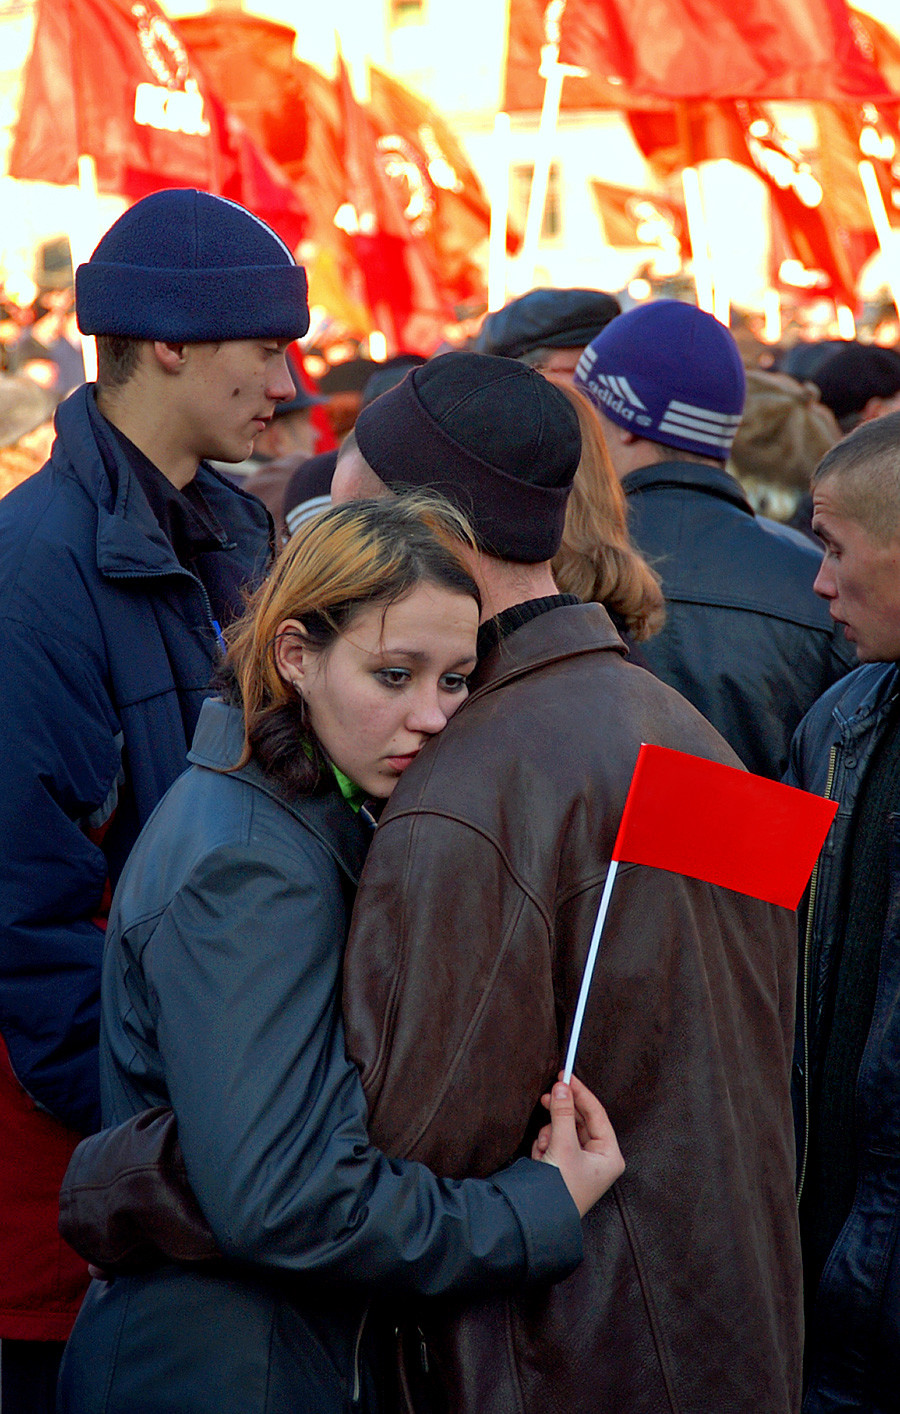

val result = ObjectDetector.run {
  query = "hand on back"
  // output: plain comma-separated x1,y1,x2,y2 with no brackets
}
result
533,1074,624,1218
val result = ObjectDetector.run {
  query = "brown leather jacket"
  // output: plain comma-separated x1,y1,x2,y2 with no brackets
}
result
343,602,803,1414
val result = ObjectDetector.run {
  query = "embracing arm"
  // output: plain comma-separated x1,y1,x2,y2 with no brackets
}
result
134,835,585,1297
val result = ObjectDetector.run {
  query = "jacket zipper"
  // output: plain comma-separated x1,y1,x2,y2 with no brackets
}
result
102,558,226,655
193,574,227,654
797,742,838,1204
351,1303,370,1404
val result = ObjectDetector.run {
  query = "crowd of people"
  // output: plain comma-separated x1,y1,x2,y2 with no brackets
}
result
1,186,899,1413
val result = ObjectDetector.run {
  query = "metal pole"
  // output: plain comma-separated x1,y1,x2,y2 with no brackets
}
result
858,158,900,321
521,51,564,284
681,166,715,314
488,112,512,311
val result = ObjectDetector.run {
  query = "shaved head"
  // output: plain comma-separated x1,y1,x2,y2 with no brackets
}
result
812,410,900,545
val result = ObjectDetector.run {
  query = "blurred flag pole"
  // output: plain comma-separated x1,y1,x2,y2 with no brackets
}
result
521,52,563,281
71,155,102,382
521,3,586,284
858,158,900,321
676,105,716,315
488,112,511,310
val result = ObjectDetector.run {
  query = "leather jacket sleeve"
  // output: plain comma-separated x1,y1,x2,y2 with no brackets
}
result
96,831,582,1296
343,811,560,1180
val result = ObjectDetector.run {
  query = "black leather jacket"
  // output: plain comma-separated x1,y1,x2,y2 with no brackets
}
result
624,459,855,779
785,662,900,1413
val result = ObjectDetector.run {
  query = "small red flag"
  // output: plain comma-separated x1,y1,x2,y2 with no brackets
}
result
612,745,837,910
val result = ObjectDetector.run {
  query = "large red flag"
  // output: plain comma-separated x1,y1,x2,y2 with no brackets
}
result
628,102,874,307
337,55,451,351
504,0,670,111
7,0,306,247
173,12,307,171
613,744,837,910
558,0,891,103
367,64,519,308
175,13,373,339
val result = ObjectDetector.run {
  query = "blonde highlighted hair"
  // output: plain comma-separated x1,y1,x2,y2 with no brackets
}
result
549,379,665,642
220,493,480,796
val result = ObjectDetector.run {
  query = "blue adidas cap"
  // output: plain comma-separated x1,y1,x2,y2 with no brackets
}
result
574,300,746,460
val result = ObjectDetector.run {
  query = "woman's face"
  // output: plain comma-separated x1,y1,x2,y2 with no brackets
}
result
282,582,479,799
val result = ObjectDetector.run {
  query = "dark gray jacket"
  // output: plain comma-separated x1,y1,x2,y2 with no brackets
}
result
785,662,900,1412
57,699,583,1414
624,459,854,779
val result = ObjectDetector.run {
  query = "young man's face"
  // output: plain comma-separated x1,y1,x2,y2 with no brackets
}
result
812,475,900,662
179,339,296,463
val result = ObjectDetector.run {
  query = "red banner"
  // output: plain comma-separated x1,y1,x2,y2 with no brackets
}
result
368,64,519,306
504,0,670,111
558,0,891,102
590,178,690,256
8,0,306,247
628,101,875,306
337,55,451,351
168,15,463,348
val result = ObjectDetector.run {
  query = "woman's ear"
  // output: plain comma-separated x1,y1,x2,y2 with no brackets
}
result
273,618,311,689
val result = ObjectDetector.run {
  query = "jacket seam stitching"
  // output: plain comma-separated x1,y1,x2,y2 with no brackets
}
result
556,860,639,909
375,810,553,926
614,1185,683,1413
392,889,535,1159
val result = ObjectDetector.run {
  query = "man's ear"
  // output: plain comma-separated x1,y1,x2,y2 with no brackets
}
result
273,618,312,687
152,341,188,374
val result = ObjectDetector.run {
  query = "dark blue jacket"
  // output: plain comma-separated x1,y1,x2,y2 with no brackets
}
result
785,662,900,1412
624,459,855,779
0,385,272,1133
57,699,583,1414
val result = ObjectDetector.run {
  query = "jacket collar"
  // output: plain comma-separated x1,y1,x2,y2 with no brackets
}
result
622,459,754,517
52,384,270,582
832,661,900,741
469,601,626,701
187,697,371,882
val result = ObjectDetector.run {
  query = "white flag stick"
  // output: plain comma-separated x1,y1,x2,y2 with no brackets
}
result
562,859,619,1083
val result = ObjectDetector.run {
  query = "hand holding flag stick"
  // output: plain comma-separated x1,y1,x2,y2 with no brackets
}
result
562,744,838,1082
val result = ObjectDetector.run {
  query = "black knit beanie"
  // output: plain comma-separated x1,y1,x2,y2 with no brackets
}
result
76,189,309,342
812,343,900,426
353,352,581,562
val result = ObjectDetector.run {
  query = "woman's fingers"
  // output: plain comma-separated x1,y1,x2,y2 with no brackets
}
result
531,1122,552,1159
539,1078,624,1217
569,1073,617,1149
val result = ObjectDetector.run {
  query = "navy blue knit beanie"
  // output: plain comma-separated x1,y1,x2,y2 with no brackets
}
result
354,352,580,563
574,300,745,459
76,189,309,342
